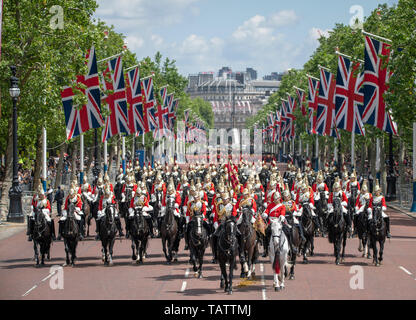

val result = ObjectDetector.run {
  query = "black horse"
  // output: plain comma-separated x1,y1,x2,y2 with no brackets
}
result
129,207,150,264
161,197,179,264
81,194,91,237
99,204,117,266
315,191,329,237
188,213,209,278
217,217,238,295
356,200,371,259
62,202,79,267
238,207,259,279
300,202,315,264
284,212,302,280
32,207,52,266
120,187,134,236
327,197,348,265
152,189,164,237
369,204,387,266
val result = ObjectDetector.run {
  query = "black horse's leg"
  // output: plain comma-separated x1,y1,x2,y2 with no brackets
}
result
341,231,347,262
219,261,226,290
379,240,385,264
162,237,169,262
228,257,234,295
109,238,115,266
131,242,137,261
372,237,378,266
64,240,70,265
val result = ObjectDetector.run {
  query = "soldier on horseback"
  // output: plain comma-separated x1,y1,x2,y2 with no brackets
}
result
295,179,322,232
161,179,182,236
95,186,124,240
57,188,83,241
370,180,391,238
347,170,360,235
27,186,56,241
128,189,154,231
282,187,306,243
236,188,257,227
121,174,138,238
327,178,350,226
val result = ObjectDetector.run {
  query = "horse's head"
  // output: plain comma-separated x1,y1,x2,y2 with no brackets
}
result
224,217,237,243
302,202,312,218
270,216,285,251
105,204,116,225
192,214,204,237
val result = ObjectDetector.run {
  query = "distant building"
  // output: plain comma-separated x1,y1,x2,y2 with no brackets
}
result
218,67,233,79
188,72,215,88
186,75,280,130
263,72,284,81
246,68,257,81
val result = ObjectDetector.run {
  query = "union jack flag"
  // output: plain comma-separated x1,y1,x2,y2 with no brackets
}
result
362,36,397,135
168,98,178,130
295,88,307,116
335,55,365,136
154,87,170,136
101,56,130,142
307,76,319,134
316,68,336,136
61,46,104,140
287,95,297,114
272,110,281,143
141,77,157,132
125,67,145,136
165,94,175,130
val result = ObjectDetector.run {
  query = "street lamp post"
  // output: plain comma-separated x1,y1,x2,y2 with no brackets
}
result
7,66,24,223
92,128,101,186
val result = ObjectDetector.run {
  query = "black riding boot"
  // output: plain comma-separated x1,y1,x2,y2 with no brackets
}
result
353,215,358,236
49,220,56,241
27,217,33,241
95,219,101,240
57,221,64,241
262,226,271,257
283,225,296,255
184,223,190,250
313,215,321,231
147,217,154,237
116,217,124,237
77,220,84,240
384,217,391,238
344,213,352,235
125,218,130,239
297,223,306,242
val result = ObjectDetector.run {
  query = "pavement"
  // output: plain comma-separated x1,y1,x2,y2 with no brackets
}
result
0,207,415,300
387,200,416,220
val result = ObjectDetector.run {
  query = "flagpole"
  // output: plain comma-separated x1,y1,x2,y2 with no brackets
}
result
122,136,126,174
318,65,331,72
42,128,47,192
335,51,364,64
361,29,392,43
306,74,319,81
104,140,108,173
78,134,84,186
375,138,380,180
351,132,355,170
411,122,416,212
315,135,319,171
142,133,145,167
97,52,123,64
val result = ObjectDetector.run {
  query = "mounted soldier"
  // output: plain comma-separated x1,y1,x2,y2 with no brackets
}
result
291,169,303,200
57,188,83,241
95,186,124,240
128,188,154,236
134,160,142,182
296,178,322,232
161,178,182,235
327,178,350,230
236,188,257,227
370,180,391,238
27,185,56,241
347,170,360,236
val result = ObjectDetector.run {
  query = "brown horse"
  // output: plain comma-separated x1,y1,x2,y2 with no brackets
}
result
161,197,179,264
238,207,259,279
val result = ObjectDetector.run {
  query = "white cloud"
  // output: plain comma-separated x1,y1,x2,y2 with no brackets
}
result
308,27,331,46
268,10,299,27
125,35,144,50
151,34,164,47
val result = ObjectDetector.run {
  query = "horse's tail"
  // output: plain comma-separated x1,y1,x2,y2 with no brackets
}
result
273,252,280,274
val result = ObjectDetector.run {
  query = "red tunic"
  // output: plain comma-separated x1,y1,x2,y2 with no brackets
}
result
98,195,117,211
312,183,329,193
129,196,150,209
64,195,83,211
263,202,286,225
346,181,361,192
328,192,348,204
213,203,237,224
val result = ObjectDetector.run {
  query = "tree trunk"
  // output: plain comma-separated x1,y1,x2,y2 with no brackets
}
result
359,143,366,176
380,137,387,195
70,141,79,185
32,132,43,191
54,143,67,189
0,118,14,221
108,142,115,179
398,131,405,188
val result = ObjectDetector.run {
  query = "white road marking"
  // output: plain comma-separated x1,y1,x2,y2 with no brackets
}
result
22,285,38,297
399,266,412,276
260,263,267,300
185,268,189,278
181,281,187,292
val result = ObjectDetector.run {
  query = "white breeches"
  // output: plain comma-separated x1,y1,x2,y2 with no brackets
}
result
314,191,329,201
128,205,153,218
160,206,181,218
97,208,119,220
368,207,388,219
299,206,317,217
328,203,348,214
30,209,51,222
60,209,82,221
237,211,256,225
354,206,372,216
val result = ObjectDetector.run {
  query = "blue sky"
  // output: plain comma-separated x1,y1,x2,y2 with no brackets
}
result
94,0,398,78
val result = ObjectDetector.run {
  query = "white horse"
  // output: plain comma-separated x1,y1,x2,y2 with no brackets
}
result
269,216,289,292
